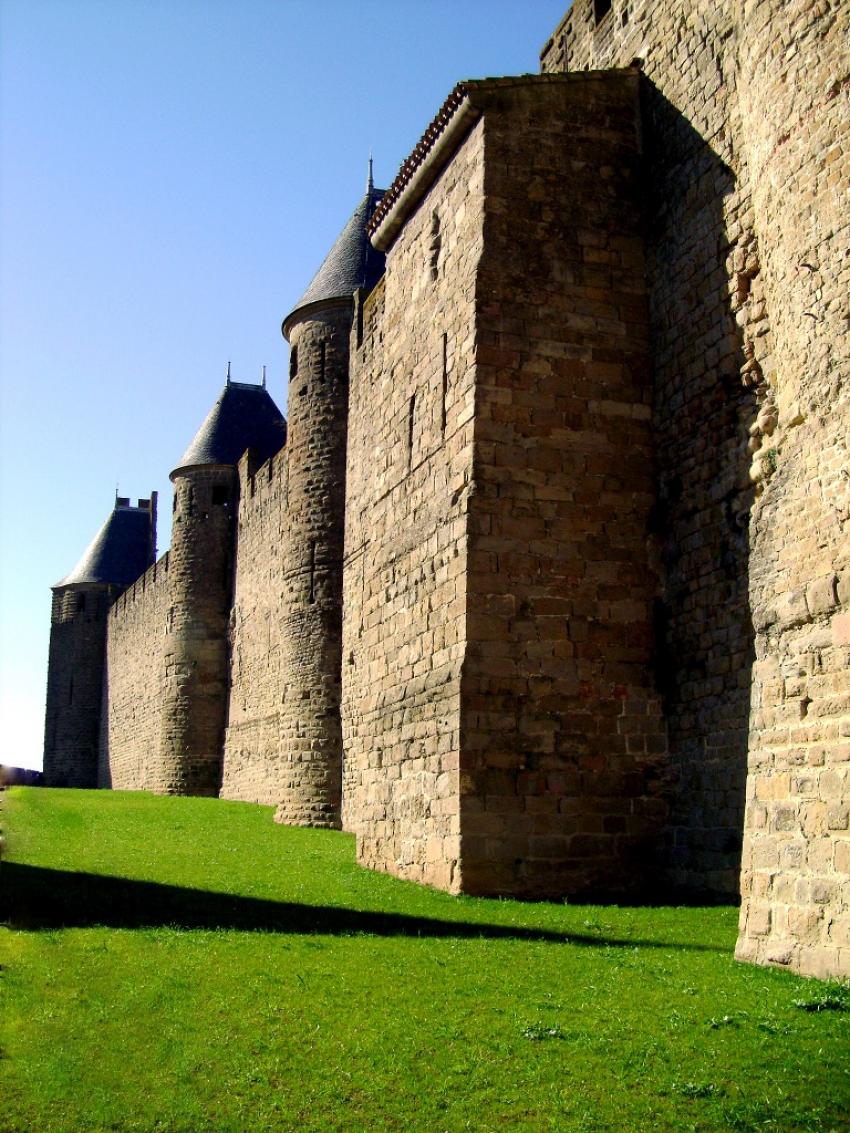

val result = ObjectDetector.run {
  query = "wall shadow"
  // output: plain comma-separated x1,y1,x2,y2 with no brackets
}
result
1,862,725,951
639,75,759,896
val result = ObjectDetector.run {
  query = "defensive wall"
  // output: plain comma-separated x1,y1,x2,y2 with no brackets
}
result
220,447,289,804
100,554,171,790
43,0,849,978
345,73,670,897
542,0,850,974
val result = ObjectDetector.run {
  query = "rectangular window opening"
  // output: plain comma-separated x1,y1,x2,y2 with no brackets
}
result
289,345,298,379
594,0,613,24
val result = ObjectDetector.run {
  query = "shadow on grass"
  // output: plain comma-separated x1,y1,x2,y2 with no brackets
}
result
1,862,725,950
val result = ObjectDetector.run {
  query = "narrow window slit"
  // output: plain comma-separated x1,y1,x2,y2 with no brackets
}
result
407,392,416,470
308,541,316,603
429,212,442,280
441,333,449,437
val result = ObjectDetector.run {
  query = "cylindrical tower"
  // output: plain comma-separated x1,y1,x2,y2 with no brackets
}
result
43,495,156,787
275,172,385,827
162,378,286,795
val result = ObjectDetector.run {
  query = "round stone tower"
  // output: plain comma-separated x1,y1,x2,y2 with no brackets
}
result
162,376,286,794
275,169,385,827
43,495,156,787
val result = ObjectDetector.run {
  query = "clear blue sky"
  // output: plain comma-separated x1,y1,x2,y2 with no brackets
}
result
0,0,568,771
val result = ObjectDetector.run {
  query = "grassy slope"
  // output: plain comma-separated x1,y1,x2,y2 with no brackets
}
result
1,787,847,1133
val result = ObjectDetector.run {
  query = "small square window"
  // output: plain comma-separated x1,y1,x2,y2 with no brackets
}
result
594,0,612,24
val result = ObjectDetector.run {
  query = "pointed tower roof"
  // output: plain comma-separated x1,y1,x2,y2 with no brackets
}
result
171,379,286,479
55,500,155,588
282,174,386,339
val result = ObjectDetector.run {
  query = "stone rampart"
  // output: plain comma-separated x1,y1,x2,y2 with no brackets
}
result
44,0,848,981
342,116,485,889
221,448,289,803
543,0,763,894
543,0,849,973
734,0,849,978
101,555,171,790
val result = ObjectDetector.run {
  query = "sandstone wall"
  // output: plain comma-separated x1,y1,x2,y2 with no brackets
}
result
734,0,850,978
342,119,485,890
220,448,289,804
44,585,113,788
460,74,668,898
101,556,170,790
542,0,761,894
542,0,849,974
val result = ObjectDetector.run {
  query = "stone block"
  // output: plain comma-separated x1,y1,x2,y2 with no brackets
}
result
806,575,837,616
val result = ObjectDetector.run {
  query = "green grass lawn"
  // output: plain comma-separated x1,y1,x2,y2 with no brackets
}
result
1,788,848,1133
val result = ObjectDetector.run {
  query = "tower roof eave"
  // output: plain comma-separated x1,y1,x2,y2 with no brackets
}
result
172,381,286,478
281,186,386,339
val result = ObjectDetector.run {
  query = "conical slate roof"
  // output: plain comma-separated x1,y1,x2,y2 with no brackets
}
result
283,183,386,337
56,504,153,589
172,381,286,479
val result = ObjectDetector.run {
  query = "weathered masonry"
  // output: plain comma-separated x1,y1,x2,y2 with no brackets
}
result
44,0,849,979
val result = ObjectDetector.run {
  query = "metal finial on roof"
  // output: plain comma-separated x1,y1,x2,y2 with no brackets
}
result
226,360,231,386
261,364,267,388
367,153,374,194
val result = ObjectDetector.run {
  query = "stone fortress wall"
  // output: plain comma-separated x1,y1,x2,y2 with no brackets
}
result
344,74,672,898
545,0,767,901
542,0,849,980
100,554,171,790
43,0,848,978
342,116,485,890
220,447,289,803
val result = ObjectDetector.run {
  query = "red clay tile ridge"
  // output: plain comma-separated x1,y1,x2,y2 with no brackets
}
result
369,81,476,252
369,75,586,253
